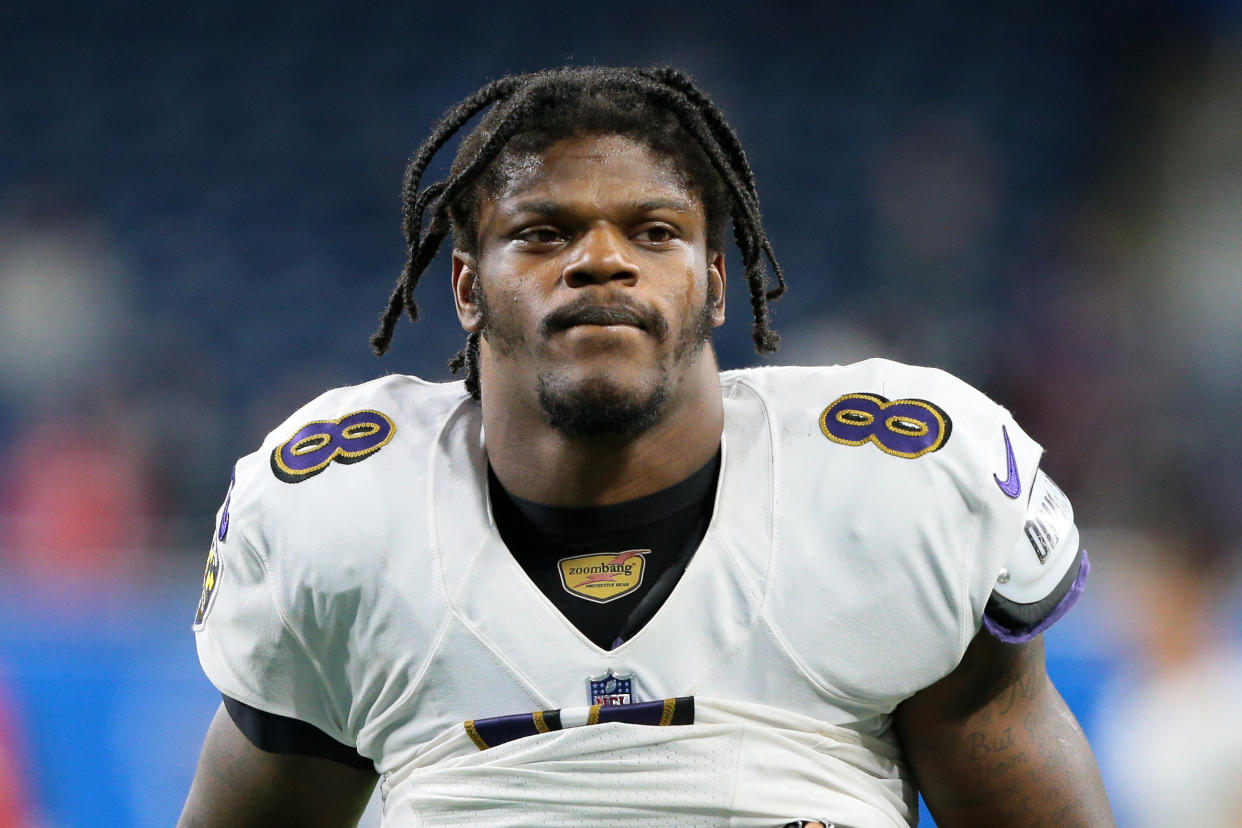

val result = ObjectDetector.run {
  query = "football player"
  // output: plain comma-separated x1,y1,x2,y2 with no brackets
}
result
179,66,1114,827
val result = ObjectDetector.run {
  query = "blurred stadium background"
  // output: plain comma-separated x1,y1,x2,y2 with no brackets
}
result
3,1,1242,825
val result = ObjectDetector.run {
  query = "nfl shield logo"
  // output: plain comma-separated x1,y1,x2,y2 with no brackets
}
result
588,669,635,706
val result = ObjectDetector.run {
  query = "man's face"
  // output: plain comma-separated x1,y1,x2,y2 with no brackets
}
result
453,133,726,438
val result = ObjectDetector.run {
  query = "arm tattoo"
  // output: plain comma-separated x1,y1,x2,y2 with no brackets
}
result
897,635,1114,825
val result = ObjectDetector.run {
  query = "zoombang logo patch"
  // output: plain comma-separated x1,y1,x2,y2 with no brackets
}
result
558,550,648,603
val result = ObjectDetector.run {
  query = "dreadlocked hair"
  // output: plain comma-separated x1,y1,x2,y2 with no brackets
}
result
370,65,788,401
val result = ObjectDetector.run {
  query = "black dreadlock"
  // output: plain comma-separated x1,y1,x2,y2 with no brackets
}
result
370,66,787,401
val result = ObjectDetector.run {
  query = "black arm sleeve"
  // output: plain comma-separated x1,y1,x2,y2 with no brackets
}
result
222,694,374,770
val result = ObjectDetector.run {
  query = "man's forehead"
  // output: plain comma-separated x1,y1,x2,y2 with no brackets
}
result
489,133,694,205
498,195,697,220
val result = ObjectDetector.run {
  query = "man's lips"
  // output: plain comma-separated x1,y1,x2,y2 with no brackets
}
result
544,304,650,333
541,298,669,342
558,307,646,329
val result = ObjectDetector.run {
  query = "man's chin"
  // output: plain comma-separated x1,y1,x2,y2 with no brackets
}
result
536,373,670,440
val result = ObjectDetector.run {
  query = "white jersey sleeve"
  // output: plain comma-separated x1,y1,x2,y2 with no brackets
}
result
996,469,1081,604
191,375,468,762
193,462,355,747
982,468,1088,642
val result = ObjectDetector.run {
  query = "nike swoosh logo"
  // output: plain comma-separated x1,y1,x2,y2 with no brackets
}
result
994,425,1021,498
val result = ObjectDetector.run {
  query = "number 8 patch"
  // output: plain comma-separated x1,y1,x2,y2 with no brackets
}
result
819,392,952,459
271,409,396,483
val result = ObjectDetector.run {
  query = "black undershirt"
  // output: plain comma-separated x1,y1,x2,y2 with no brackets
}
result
224,452,721,766
489,451,720,650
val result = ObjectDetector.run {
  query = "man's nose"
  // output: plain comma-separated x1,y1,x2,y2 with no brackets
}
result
562,225,639,288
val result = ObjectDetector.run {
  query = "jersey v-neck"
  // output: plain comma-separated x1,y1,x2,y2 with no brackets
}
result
488,451,721,650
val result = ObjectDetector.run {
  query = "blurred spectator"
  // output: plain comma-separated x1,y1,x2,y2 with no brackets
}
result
1139,30,1242,549
1,404,157,580
1095,527,1242,828
0,193,158,579
0,191,129,414
1145,30,1242,397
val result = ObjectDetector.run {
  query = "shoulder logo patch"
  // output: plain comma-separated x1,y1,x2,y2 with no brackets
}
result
558,550,647,603
193,541,221,629
217,470,235,541
819,392,952,459
271,409,396,483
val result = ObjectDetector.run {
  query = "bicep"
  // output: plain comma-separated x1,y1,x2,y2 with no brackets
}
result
894,632,1114,827
178,703,378,828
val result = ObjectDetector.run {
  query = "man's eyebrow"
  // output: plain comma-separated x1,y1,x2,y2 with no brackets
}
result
631,197,695,214
501,197,697,218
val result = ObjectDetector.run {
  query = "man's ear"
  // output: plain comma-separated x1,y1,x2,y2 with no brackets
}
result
708,251,727,327
452,250,483,333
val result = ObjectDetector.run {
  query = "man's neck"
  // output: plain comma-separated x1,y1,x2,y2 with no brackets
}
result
482,360,724,508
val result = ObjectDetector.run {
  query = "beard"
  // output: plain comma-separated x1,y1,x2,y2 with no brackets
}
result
478,278,718,440
535,370,671,439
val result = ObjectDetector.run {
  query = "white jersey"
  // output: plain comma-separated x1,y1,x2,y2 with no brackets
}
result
194,360,1071,827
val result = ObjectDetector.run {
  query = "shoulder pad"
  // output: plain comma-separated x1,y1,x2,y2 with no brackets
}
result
993,470,1080,604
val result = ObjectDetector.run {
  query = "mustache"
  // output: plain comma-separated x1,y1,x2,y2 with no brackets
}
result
541,297,669,341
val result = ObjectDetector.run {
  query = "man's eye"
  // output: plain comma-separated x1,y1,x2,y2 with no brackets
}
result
515,227,565,244
635,225,677,244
